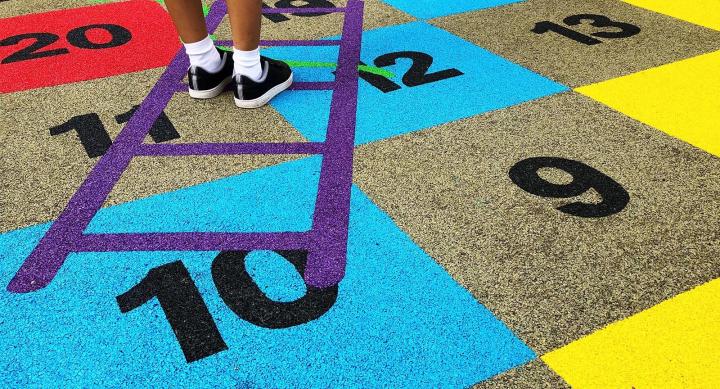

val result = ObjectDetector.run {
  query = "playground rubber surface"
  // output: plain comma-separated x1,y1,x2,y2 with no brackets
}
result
1,0,719,387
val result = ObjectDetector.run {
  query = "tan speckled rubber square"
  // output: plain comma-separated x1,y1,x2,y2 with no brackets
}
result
474,360,568,388
162,90,304,143
0,0,100,18
431,0,720,87
353,91,720,353
0,68,302,232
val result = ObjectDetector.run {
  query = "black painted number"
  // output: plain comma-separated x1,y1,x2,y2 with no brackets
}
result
50,105,180,158
116,261,228,363
532,14,640,45
531,22,602,45
212,251,338,329
360,51,463,93
115,105,181,144
117,251,338,362
66,24,132,49
262,0,336,23
0,33,69,64
509,157,629,217
1,24,131,64
50,113,111,158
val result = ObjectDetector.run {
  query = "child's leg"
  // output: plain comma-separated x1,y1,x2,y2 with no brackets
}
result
227,0,263,80
165,0,222,72
165,0,208,44
163,0,292,106
227,0,262,50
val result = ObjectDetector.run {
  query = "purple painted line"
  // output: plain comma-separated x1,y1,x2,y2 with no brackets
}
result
6,0,229,293
304,0,364,288
262,7,346,14
261,39,341,46
173,82,189,93
136,142,325,156
77,232,312,252
217,40,340,47
289,81,335,90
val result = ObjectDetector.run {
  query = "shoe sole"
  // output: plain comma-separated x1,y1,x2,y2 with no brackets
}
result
233,73,293,109
188,76,233,99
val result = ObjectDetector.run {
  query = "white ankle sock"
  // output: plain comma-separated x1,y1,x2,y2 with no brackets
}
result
184,36,222,73
233,48,263,82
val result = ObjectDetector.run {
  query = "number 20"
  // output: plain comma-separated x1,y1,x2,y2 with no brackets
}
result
0,24,131,64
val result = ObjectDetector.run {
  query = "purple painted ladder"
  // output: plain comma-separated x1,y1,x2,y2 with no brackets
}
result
8,0,364,293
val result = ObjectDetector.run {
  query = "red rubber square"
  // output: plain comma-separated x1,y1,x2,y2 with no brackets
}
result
0,0,180,93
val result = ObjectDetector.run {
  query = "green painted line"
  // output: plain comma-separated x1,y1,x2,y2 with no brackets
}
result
213,52,395,78
285,60,395,78
283,60,336,69
358,64,394,77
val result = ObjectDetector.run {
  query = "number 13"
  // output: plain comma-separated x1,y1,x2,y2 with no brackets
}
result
532,14,641,45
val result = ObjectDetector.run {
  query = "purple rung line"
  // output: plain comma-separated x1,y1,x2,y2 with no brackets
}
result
289,82,335,90
77,232,311,252
6,0,229,293
216,40,340,47
175,81,335,93
262,7,346,14
303,0,364,288
261,39,341,46
136,142,325,156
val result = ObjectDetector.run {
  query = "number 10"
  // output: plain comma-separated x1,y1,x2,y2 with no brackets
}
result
116,251,339,363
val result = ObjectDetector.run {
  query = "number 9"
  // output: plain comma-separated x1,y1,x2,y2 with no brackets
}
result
509,157,629,218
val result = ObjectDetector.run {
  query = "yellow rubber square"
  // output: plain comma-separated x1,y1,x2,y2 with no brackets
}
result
542,278,720,388
576,50,720,158
623,0,720,31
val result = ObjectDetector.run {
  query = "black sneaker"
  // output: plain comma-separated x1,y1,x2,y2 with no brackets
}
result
187,48,234,99
233,56,293,108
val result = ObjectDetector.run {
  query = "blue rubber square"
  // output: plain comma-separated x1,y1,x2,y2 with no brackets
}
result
381,0,524,19
0,157,535,387
267,22,567,145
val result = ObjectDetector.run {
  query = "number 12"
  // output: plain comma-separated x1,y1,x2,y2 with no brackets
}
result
360,51,463,93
